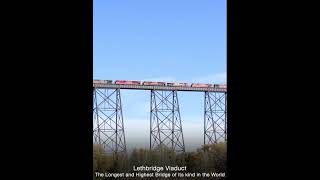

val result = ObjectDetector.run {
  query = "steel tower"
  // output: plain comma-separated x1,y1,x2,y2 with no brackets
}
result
150,90,185,153
204,92,227,144
93,88,126,154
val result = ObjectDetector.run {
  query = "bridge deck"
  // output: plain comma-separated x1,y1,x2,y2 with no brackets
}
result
93,83,227,92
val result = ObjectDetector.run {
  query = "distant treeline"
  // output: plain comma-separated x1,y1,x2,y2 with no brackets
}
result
93,143,226,180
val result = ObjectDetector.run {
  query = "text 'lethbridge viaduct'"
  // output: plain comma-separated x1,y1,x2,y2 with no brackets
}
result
93,80,227,154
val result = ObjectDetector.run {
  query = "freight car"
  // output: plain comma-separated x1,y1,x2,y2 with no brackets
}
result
114,80,141,85
93,79,112,84
191,83,212,88
142,81,166,86
214,84,227,88
167,82,189,87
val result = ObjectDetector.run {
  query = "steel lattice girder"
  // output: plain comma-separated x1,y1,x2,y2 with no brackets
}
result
150,90,185,153
93,88,126,154
204,92,227,144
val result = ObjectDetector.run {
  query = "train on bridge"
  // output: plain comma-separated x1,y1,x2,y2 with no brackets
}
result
93,80,227,88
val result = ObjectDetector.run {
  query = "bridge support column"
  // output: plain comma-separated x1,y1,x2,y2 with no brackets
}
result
204,92,227,144
93,88,126,154
150,90,185,153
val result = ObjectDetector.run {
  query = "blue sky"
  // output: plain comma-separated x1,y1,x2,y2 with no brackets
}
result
94,0,226,151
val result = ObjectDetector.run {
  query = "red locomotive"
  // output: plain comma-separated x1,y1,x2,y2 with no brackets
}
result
191,83,212,88
114,80,141,85
142,81,166,86
167,82,189,87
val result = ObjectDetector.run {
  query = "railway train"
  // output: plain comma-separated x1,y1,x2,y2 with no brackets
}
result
143,81,166,86
93,80,227,88
93,80,112,84
115,80,140,85
191,83,212,88
167,82,188,87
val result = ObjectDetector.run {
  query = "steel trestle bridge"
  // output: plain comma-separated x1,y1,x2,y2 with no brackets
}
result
93,81,227,154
